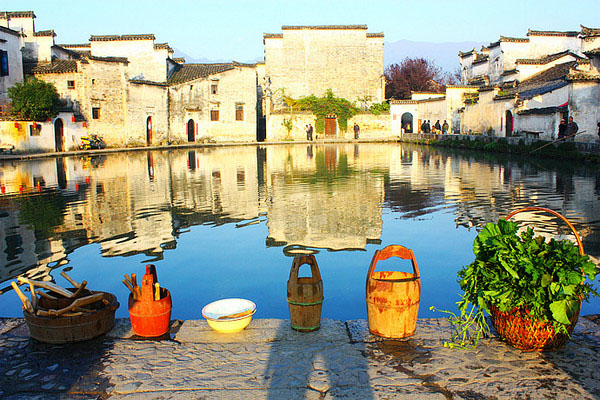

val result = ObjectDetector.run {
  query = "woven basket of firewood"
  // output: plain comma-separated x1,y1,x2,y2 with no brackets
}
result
11,271,119,344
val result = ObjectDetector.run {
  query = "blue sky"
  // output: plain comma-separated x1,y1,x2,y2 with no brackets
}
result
4,0,599,62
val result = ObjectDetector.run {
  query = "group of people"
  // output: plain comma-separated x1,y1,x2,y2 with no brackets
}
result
304,123,361,140
557,117,579,141
420,119,449,134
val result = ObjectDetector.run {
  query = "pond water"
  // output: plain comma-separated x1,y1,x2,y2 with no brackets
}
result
1,143,599,321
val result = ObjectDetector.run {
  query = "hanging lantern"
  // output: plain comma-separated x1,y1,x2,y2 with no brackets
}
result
72,116,76,123
14,122,19,128
82,121,87,128
32,122,37,129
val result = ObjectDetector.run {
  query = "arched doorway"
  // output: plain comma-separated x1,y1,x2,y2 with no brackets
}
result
146,116,153,146
187,119,195,142
505,110,513,137
401,112,413,133
54,119,64,151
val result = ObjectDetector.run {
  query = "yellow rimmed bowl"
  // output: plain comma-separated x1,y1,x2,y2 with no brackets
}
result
201,298,257,333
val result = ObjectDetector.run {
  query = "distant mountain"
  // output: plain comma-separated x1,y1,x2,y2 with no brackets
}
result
384,39,486,73
172,48,262,64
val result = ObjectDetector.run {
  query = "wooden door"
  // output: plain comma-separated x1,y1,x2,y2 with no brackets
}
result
324,117,336,137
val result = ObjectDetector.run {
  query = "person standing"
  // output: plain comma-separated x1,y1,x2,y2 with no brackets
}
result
566,116,578,141
306,124,313,141
557,119,567,140
353,122,360,139
434,120,441,132
442,120,449,134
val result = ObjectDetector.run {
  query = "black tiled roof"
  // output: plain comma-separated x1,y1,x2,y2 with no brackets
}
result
0,25,20,36
168,63,248,85
281,25,368,30
0,11,35,19
59,43,90,48
517,105,568,115
472,54,489,65
33,30,55,37
90,34,155,41
494,61,576,101
264,33,283,39
516,50,581,65
27,60,78,74
581,25,600,37
84,54,128,63
584,47,600,56
154,43,172,51
527,29,579,37
366,33,384,38
499,36,529,43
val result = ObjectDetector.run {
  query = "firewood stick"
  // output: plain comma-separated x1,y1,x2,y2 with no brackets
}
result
131,273,138,288
47,293,105,317
37,309,83,317
36,290,57,300
124,274,134,287
27,282,38,311
17,277,73,298
11,282,34,314
154,283,161,301
60,271,81,288
71,281,88,298
122,279,137,299
73,306,95,313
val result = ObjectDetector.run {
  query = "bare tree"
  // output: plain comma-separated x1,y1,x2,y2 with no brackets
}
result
385,57,445,99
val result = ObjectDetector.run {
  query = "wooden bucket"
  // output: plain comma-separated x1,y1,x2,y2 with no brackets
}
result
287,255,323,332
366,245,421,338
23,291,119,344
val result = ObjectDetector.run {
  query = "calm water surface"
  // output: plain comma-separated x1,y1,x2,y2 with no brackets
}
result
1,143,599,320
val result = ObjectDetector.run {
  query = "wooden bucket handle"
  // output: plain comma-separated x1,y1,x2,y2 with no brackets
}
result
505,207,584,255
289,254,321,284
366,245,420,282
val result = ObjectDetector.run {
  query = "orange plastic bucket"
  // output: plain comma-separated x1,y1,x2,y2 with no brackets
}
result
366,245,421,338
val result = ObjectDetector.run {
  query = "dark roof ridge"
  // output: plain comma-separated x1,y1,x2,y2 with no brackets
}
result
90,34,156,41
527,29,579,37
281,25,368,30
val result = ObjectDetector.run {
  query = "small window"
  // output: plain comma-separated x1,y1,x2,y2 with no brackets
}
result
92,107,101,119
30,124,41,136
211,83,218,95
91,79,95,85
235,104,244,121
210,110,219,121
0,50,8,76
67,80,75,89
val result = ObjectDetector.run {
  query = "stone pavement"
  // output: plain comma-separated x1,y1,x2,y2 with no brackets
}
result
1,317,600,399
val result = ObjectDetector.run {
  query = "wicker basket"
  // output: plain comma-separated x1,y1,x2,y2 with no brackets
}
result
489,207,584,351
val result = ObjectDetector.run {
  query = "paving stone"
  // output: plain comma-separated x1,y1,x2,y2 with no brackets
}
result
0,318,24,335
1,317,600,399
175,318,348,343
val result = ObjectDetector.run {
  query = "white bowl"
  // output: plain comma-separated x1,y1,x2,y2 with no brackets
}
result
202,298,257,333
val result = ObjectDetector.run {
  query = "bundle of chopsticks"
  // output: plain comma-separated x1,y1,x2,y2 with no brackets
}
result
11,271,108,317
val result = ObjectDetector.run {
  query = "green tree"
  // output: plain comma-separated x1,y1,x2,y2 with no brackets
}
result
8,77,61,121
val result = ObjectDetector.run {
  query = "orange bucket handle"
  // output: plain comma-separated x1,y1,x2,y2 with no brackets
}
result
505,207,584,255
366,245,420,284
289,254,321,285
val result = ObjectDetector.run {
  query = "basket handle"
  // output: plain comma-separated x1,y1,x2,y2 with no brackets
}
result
366,245,420,281
289,254,321,284
505,207,584,255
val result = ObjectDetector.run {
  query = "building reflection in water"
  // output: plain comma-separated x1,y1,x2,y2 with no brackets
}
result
0,143,599,293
